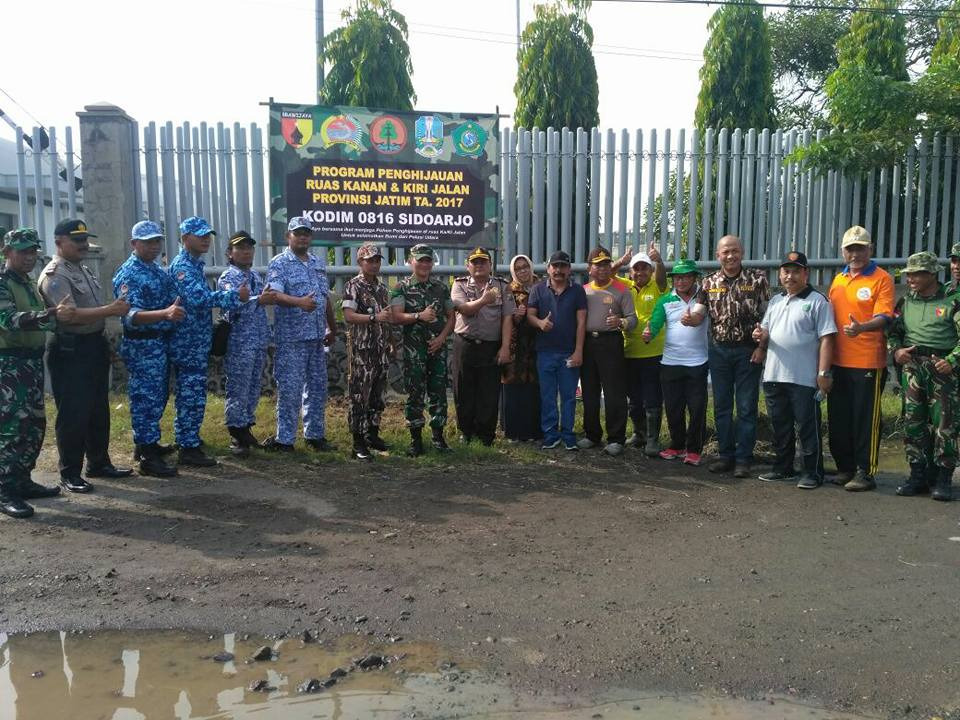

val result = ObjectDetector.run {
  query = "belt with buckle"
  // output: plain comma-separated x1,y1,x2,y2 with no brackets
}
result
456,335,494,345
913,345,953,357
588,330,621,339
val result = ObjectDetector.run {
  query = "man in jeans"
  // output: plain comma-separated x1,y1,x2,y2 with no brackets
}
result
753,251,837,489
699,235,769,478
527,250,587,451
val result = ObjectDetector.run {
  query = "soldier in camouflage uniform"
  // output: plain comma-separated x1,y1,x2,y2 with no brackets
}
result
889,251,959,501
389,244,455,456
0,228,76,519
948,242,960,295
342,244,394,461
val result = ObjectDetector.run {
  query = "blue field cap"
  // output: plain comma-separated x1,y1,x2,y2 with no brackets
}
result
131,220,165,241
287,216,313,232
179,216,216,237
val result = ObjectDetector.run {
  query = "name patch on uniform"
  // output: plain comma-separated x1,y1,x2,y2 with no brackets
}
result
856,287,872,301
708,288,726,294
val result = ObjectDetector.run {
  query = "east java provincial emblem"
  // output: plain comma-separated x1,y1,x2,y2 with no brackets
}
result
319,115,365,152
414,115,445,159
369,116,408,155
281,111,313,149
452,121,487,158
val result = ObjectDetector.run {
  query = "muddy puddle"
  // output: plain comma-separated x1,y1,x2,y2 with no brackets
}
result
0,631,877,720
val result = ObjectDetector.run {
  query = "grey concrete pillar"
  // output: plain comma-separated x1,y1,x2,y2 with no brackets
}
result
77,103,139,301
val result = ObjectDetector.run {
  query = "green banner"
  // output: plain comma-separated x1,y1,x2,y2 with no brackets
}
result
269,103,500,248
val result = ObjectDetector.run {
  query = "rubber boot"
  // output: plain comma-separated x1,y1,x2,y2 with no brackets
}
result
352,434,372,461
432,427,451,452
366,426,388,452
644,410,662,458
931,466,954,502
407,427,425,457
896,462,929,496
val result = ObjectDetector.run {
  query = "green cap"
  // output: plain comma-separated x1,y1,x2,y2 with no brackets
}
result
950,242,960,259
902,251,941,275
667,258,701,276
409,244,435,261
3,227,42,251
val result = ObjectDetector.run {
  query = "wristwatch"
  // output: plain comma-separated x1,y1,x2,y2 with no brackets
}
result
818,370,832,378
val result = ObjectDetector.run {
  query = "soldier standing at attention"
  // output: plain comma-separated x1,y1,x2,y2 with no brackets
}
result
579,246,637,456
217,231,276,456
169,217,247,467
0,228,76,518
390,244,455,457
888,251,959,501
262,217,337,452
113,221,186,477
341,244,394,461
39,219,133,494
450,247,514,446
825,226,894,492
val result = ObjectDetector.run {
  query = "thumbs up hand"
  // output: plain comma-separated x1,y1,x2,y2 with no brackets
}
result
843,313,864,337
53,297,77,324
894,345,916,366
166,296,185,322
237,281,250,303
540,311,554,332
752,322,768,344
647,243,662,264
641,323,652,343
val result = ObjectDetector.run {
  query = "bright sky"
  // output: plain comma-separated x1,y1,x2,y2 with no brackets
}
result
1,0,712,143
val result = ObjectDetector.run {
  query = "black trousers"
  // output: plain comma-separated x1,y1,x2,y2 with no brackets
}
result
452,335,502,442
626,355,663,423
660,362,708,454
764,381,824,479
582,332,628,444
47,333,112,477
827,365,888,476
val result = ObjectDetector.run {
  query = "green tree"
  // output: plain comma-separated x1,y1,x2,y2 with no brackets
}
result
319,0,415,110
694,0,775,131
514,0,599,130
931,0,960,62
769,0,948,127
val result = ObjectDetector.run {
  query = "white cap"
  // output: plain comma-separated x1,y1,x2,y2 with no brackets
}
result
629,251,654,268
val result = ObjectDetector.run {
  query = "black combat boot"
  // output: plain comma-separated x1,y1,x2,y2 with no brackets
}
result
931,466,954,502
227,426,249,457
431,428,450,452
178,445,218,467
407,427,425,457
137,444,178,478
896,462,929,496
239,426,260,447
366,426,388,452
352,434,372,461
134,442,174,461
17,472,62,499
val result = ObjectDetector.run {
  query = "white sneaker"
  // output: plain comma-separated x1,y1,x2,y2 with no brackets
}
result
577,438,597,449
604,442,624,457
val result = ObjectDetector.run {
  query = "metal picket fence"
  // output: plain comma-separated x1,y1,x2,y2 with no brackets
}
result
13,120,960,282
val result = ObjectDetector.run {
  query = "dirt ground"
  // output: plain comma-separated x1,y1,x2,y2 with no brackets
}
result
1,430,959,719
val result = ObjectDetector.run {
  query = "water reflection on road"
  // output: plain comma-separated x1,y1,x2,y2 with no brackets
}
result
0,631,877,720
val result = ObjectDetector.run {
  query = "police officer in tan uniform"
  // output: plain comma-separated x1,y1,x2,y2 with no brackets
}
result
451,247,514,446
39,219,132,492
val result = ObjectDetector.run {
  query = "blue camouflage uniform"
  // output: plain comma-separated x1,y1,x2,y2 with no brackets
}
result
267,247,330,444
218,264,270,429
168,218,239,448
113,242,178,447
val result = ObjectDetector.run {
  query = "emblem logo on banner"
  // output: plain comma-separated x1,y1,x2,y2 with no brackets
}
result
369,115,408,155
281,111,313,148
414,115,445,158
452,121,487,158
320,114,365,152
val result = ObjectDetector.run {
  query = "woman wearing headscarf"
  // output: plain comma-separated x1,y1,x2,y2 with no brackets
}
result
500,254,542,441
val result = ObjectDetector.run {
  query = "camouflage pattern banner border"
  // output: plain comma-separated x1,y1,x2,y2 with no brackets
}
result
268,102,500,249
